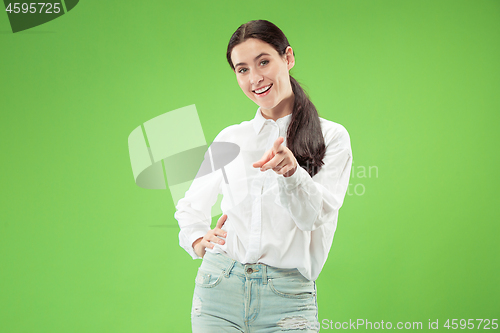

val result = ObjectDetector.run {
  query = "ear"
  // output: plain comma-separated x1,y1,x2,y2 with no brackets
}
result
284,46,295,70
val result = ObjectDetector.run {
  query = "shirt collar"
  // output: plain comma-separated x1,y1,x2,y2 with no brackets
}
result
252,107,293,134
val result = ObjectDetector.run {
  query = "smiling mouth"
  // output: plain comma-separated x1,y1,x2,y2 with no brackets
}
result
253,84,272,95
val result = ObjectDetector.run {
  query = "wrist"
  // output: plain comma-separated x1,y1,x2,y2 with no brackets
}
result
284,165,297,177
192,237,202,249
192,237,204,257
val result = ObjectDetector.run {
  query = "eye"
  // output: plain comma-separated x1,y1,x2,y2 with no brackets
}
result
260,60,269,66
237,67,248,74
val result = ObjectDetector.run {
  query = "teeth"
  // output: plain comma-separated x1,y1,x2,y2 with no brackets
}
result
255,84,271,94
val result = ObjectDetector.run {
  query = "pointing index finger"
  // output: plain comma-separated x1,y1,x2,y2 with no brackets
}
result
216,214,227,229
273,137,285,151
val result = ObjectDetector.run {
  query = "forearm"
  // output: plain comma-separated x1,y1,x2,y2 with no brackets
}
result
277,150,352,231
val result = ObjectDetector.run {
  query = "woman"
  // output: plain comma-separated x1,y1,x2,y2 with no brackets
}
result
175,20,352,332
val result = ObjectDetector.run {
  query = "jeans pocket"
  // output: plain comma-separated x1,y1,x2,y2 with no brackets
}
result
268,276,316,299
194,268,224,288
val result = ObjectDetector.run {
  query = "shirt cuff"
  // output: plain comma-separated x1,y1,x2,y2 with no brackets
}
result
186,229,208,260
277,164,309,190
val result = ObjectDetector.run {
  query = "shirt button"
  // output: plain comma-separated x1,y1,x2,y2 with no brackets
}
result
246,267,253,274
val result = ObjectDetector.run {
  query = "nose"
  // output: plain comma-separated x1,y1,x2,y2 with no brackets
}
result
250,70,263,86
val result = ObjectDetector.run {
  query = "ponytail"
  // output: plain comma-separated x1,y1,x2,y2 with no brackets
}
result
287,76,326,178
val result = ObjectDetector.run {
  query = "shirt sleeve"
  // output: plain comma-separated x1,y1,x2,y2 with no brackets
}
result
174,141,224,259
276,124,352,231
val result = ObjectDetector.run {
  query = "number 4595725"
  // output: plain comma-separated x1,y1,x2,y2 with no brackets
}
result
5,3,61,14
444,319,498,329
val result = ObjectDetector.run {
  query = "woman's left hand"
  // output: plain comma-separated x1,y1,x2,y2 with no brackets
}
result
253,137,298,177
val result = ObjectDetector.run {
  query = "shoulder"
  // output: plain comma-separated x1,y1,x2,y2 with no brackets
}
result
318,117,350,148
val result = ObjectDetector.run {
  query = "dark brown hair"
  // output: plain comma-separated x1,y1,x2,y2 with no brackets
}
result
226,20,326,177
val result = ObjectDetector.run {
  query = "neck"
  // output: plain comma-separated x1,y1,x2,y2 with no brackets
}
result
260,91,294,121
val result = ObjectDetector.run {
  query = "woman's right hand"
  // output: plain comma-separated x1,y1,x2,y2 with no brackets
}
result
192,214,228,258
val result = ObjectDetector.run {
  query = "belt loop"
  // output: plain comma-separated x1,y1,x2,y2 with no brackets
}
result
223,259,236,278
262,264,268,285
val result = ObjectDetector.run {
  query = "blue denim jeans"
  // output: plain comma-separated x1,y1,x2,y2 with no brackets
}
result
191,252,320,332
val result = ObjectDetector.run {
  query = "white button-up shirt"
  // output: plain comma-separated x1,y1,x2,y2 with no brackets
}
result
174,107,352,281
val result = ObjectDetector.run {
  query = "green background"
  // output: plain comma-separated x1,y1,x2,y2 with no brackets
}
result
1,0,499,332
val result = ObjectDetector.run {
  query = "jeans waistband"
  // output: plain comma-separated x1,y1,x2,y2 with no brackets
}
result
202,252,305,284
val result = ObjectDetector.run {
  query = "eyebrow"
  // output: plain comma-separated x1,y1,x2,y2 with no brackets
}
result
234,53,271,68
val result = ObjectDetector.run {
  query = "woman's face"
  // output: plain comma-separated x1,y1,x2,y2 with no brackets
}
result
231,38,295,113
